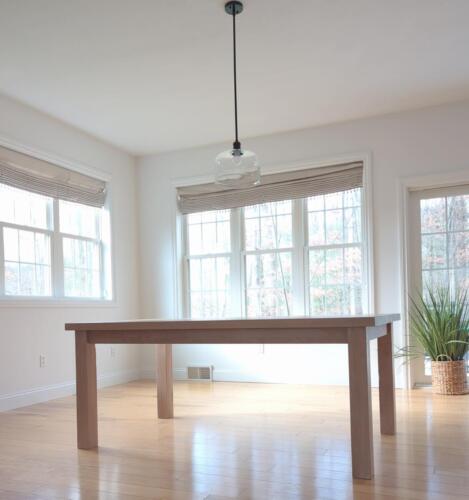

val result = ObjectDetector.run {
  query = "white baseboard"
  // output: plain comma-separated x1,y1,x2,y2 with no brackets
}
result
139,367,187,380
140,367,285,383
0,368,141,412
1,364,386,412
141,367,353,384
139,367,156,379
173,368,187,380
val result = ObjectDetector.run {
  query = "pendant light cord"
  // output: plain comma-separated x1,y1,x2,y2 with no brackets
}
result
232,9,240,149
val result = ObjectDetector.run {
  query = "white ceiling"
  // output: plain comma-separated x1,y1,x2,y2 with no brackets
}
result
1,0,469,155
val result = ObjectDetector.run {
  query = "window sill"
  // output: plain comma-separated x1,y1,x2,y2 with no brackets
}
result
0,297,117,308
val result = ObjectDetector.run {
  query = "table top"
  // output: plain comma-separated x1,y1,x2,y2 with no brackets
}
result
66,314,400,332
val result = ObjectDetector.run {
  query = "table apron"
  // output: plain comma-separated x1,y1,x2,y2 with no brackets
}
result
85,328,349,344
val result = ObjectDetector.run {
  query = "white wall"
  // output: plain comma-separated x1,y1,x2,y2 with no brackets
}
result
137,100,469,389
0,95,142,410
3,95,467,405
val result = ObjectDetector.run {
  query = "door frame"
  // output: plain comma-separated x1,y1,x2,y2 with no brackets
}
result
399,169,469,388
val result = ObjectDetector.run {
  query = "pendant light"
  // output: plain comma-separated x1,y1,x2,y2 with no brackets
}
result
215,1,260,188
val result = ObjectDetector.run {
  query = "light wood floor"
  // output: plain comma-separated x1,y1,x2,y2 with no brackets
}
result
1,381,469,500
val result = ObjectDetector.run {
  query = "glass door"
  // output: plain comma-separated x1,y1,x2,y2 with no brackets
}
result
408,185,469,385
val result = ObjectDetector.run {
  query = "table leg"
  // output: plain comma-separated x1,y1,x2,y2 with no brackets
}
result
75,332,98,449
348,327,374,480
378,322,396,435
156,344,173,418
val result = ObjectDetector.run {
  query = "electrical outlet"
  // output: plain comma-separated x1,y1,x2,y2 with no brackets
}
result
110,346,116,358
39,355,46,368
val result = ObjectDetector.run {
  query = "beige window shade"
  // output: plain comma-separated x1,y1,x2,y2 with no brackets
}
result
177,162,363,214
0,146,107,208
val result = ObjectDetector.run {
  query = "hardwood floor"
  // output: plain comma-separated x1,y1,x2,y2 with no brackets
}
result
1,380,469,499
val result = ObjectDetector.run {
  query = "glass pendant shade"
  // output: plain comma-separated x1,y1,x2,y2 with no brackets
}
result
215,148,260,188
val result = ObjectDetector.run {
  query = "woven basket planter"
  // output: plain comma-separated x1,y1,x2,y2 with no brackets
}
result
431,360,468,395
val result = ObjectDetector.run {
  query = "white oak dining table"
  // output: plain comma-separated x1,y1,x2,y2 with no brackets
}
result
66,314,400,480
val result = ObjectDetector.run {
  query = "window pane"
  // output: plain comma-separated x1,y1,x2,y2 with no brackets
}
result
344,247,362,286
325,286,346,315
308,211,325,245
35,265,51,295
310,247,363,316
344,189,361,207
422,269,448,292
5,262,19,295
308,188,364,316
19,230,35,262
59,200,100,238
421,234,446,269
187,210,230,256
19,263,35,294
63,237,101,298
453,268,469,291
419,193,469,298
325,191,343,210
188,224,202,255
309,249,325,287
188,256,230,318
325,210,343,244
449,232,468,268
3,227,52,296
0,183,52,229
420,197,446,234
345,247,363,314
344,207,361,244
447,195,468,231
245,252,292,317
244,201,292,251
3,226,19,261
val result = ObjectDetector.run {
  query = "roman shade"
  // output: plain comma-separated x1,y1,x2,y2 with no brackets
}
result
0,146,107,208
177,161,363,214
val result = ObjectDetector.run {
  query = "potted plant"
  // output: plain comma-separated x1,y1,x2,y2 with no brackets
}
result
402,285,469,395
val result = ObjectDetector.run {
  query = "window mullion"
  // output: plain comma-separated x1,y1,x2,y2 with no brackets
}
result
96,210,105,299
292,198,306,315
0,222,5,295
230,207,243,317
52,198,64,297
360,187,369,314
181,216,190,316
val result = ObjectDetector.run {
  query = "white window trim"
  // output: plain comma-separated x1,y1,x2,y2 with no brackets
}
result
0,135,117,307
399,168,469,388
242,201,298,317
172,153,375,319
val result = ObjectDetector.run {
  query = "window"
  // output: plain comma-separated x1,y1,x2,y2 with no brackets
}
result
409,188,469,380
0,183,111,300
308,189,363,315
60,200,104,298
183,188,368,318
244,200,293,317
186,210,231,318
420,193,468,295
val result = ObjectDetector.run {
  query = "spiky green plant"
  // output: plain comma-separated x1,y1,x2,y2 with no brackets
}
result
399,285,469,362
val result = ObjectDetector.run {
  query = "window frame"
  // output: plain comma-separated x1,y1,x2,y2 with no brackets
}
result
59,199,106,300
180,161,374,319
0,220,54,298
242,199,296,317
408,183,469,384
183,209,234,318
0,193,112,303
305,189,368,316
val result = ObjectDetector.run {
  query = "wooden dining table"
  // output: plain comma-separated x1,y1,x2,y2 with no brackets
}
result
66,314,400,480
